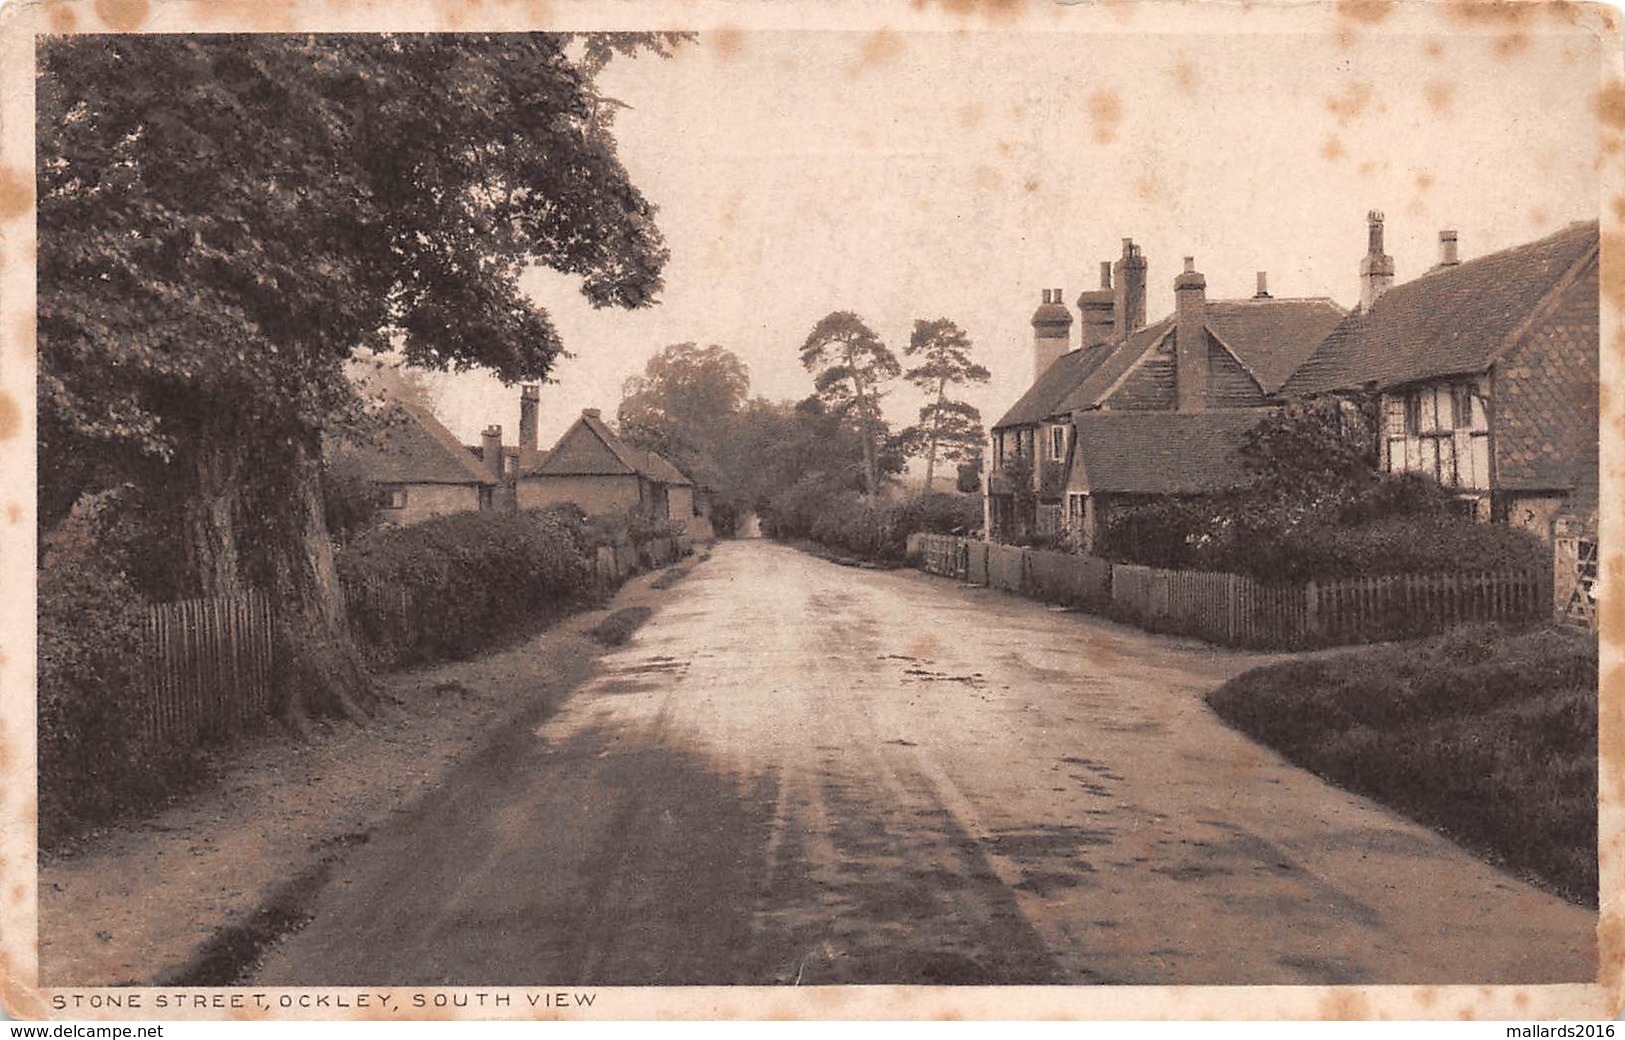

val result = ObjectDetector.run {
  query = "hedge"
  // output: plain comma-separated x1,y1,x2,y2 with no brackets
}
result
763,484,981,563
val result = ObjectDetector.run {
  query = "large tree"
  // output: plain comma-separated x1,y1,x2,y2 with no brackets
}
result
616,342,750,484
897,317,989,493
37,34,680,726
798,311,899,500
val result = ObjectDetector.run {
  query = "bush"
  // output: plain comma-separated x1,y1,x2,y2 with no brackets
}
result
764,482,980,562
37,508,179,842
1100,486,1546,584
1207,623,1597,905
336,508,596,666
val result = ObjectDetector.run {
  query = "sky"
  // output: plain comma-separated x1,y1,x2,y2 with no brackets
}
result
423,9,1612,453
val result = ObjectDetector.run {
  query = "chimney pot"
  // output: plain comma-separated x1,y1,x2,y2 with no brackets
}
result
1438,229,1459,267
1184,256,1195,274
583,407,601,419
518,385,541,471
1255,271,1270,298
1359,208,1396,310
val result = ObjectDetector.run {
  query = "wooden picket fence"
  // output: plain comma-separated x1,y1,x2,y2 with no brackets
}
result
141,591,275,747
912,534,1550,648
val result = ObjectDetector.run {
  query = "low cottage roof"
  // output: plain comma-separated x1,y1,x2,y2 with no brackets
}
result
1203,298,1348,393
1068,409,1269,496
993,340,1118,430
527,410,696,487
1282,220,1599,396
340,401,497,487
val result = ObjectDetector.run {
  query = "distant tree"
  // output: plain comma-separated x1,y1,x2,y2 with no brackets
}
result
799,312,900,499
617,343,750,484
37,33,681,726
897,318,989,493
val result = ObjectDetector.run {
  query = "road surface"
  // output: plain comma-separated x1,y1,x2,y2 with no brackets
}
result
254,540,1595,986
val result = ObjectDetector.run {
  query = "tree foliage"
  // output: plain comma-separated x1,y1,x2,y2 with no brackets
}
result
616,342,750,488
897,318,989,493
799,311,900,499
36,33,680,722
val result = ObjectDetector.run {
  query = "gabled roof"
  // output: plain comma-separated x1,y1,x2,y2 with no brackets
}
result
640,450,694,487
1054,318,1176,414
340,400,498,487
993,340,1118,430
1068,409,1269,496
527,411,694,487
1203,298,1347,393
1282,220,1600,396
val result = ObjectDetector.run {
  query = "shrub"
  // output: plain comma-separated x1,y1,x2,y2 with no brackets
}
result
336,509,596,666
37,508,177,842
765,483,980,562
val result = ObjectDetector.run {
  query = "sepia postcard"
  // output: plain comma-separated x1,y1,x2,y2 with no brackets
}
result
0,0,1622,1023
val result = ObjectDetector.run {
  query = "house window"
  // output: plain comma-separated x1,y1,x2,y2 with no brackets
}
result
1049,425,1067,461
502,455,517,478
384,487,408,509
993,432,1005,469
1387,383,1489,489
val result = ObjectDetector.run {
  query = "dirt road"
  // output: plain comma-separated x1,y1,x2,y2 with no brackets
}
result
253,540,1594,986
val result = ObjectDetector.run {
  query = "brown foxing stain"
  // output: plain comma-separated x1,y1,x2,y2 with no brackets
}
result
1325,80,1375,126
1133,175,1157,203
93,0,149,31
920,0,1028,23
1529,207,1550,228
1321,136,1346,161
1318,989,1370,1019
974,165,1002,193
0,167,30,222
1611,196,1625,225
0,393,17,441
710,27,744,60
5,503,20,524
1336,0,1394,25
1357,159,1387,178
1594,79,1625,132
1424,81,1455,117
1170,56,1197,94
1087,90,1122,145
45,1,78,33
856,30,904,70
1423,38,1446,58
186,0,299,29
996,138,1013,156
1493,32,1531,60
7,884,22,907
1022,177,1039,194
958,102,985,130
1415,171,1435,192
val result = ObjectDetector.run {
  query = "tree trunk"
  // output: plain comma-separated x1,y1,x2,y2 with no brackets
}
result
181,411,247,599
922,377,946,494
853,371,877,500
239,429,378,731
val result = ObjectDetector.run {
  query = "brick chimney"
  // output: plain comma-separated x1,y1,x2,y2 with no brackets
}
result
1076,262,1116,348
1360,210,1395,311
1254,271,1271,299
1175,256,1208,412
1112,238,1148,339
1031,288,1073,382
1437,229,1460,268
519,384,541,471
481,424,503,481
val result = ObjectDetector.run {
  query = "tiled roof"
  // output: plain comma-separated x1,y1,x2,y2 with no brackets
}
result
1069,409,1270,496
992,340,1118,430
1203,298,1347,393
527,411,695,486
1054,318,1175,415
641,450,694,486
341,401,497,486
1282,221,1599,396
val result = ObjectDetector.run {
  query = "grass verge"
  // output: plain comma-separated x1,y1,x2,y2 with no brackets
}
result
1205,623,1597,907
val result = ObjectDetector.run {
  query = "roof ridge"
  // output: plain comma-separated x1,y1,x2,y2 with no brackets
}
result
393,399,498,485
